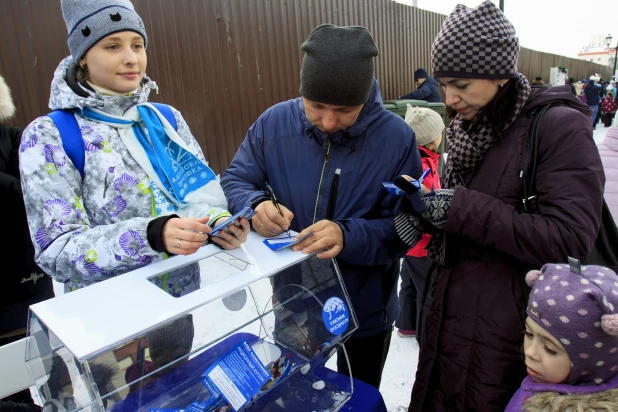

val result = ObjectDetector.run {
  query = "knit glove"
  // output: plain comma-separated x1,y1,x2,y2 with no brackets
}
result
394,189,426,216
393,175,426,216
394,212,423,248
421,189,454,229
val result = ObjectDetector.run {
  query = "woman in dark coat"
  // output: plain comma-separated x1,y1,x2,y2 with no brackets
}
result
394,2,605,411
0,74,53,408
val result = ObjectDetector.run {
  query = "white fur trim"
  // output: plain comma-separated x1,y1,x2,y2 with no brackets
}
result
0,75,16,121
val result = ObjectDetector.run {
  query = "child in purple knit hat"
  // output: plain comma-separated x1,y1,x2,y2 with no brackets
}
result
505,261,618,411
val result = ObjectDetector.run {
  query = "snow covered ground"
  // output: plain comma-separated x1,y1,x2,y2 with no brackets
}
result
594,123,610,145
45,124,610,412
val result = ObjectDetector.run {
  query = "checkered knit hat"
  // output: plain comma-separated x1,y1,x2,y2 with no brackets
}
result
431,0,519,79
526,263,618,385
61,0,148,60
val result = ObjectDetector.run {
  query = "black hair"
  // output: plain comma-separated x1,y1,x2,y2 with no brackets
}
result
471,78,522,140
568,77,575,84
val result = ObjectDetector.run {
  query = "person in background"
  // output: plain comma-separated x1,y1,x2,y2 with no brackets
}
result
396,105,443,340
609,80,617,101
19,0,249,294
221,24,422,389
505,263,618,411
597,123,618,219
568,77,576,95
601,91,616,127
584,77,601,128
531,76,545,86
399,68,442,103
394,1,604,410
0,74,54,412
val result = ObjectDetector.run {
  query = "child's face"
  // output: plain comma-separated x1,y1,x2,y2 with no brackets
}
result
424,133,443,152
523,317,571,384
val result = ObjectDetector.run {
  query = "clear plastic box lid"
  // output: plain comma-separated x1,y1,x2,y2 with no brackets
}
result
26,232,358,411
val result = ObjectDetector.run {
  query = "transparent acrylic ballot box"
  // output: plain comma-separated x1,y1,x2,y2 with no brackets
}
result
25,232,358,412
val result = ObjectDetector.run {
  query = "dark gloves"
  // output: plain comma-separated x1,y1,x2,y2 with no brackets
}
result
394,212,422,248
394,190,426,216
421,189,454,229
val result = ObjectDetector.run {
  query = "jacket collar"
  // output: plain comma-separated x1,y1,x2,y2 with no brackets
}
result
419,146,441,160
521,373,618,396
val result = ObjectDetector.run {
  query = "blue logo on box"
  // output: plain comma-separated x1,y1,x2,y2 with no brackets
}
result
322,297,349,335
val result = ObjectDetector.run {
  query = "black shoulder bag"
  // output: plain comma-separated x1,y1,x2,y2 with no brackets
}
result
522,104,618,272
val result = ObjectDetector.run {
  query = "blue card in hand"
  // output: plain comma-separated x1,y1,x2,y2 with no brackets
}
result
263,231,314,251
210,207,256,238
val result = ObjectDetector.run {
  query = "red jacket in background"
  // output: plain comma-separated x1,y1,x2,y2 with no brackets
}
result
406,146,441,257
602,97,616,114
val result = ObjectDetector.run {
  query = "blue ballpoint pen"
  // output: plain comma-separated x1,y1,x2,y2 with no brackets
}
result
418,168,431,185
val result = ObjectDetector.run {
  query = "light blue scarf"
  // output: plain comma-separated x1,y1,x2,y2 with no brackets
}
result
79,104,216,205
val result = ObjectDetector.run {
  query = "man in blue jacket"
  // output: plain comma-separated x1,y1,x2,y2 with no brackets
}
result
221,24,422,389
399,68,441,103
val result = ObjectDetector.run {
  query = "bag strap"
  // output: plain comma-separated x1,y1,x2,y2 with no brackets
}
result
48,109,85,178
522,103,554,212
47,104,178,179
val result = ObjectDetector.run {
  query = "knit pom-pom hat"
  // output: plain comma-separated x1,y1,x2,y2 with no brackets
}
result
404,105,444,147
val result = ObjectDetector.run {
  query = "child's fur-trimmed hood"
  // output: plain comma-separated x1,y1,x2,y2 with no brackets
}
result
524,387,618,411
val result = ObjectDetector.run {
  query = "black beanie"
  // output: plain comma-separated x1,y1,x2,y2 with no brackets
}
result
431,0,519,79
414,68,429,80
300,24,378,106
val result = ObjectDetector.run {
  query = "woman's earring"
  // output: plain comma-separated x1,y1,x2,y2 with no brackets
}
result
499,83,504,88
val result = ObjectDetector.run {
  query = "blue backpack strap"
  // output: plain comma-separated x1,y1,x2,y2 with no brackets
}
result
47,109,85,178
150,103,177,131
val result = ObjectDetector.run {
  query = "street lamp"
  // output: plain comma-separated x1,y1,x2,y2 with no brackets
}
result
607,34,617,80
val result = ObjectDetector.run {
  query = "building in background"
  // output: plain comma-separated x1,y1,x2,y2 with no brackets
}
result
578,35,616,67
578,46,615,66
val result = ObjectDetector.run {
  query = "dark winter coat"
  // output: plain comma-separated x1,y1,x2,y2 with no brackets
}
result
409,85,604,411
221,79,422,338
400,77,442,103
584,80,600,106
0,124,53,336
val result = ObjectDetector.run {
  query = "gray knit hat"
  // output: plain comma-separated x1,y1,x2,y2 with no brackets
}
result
431,0,519,79
405,105,444,147
526,263,618,385
61,0,148,60
300,24,378,106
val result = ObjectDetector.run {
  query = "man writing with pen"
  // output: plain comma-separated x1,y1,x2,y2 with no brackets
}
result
221,24,422,389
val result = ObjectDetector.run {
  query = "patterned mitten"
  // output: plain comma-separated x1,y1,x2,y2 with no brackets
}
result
394,212,423,248
421,189,454,229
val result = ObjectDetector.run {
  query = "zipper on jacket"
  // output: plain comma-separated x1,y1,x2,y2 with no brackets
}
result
326,168,341,221
312,136,332,224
